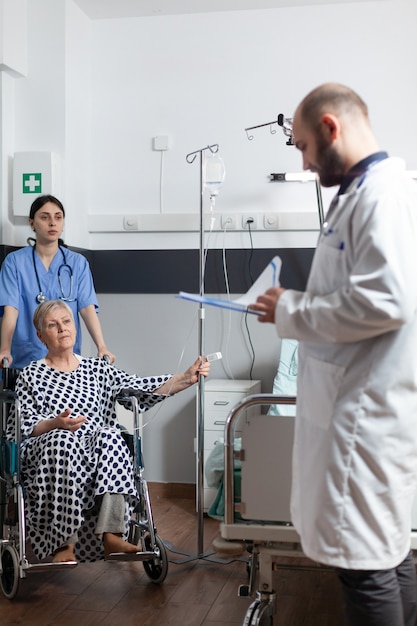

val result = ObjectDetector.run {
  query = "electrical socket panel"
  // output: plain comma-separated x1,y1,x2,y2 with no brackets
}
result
242,214,258,229
88,211,319,233
220,214,237,229
264,213,279,229
123,215,139,230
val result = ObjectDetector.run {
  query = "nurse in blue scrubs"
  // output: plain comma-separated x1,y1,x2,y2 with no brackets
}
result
0,195,115,369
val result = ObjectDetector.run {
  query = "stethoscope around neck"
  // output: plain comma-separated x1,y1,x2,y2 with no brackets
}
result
30,241,75,303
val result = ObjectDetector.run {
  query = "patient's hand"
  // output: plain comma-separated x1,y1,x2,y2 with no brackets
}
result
55,409,87,432
31,408,87,437
192,356,210,381
155,356,210,395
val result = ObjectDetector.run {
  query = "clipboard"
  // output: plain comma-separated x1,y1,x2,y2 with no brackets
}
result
178,256,281,315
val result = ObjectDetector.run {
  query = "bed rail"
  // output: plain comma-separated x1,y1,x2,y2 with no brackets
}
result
223,394,296,525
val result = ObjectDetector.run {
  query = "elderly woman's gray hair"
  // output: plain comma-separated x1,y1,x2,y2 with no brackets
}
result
33,300,74,332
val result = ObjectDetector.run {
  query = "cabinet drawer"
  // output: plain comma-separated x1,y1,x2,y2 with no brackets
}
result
199,379,261,512
204,413,229,430
205,407,251,431
204,429,224,450
205,391,249,414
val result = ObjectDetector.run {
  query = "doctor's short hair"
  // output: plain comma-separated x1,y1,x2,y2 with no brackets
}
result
33,300,74,332
299,82,369,130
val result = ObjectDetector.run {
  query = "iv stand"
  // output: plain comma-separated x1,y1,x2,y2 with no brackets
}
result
187,144,214,558
164,144,241,565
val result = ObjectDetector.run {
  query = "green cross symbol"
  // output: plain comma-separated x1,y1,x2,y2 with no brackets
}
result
22,173,42,194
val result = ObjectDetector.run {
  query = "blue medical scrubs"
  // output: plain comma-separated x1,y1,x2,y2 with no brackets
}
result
0,245,99,369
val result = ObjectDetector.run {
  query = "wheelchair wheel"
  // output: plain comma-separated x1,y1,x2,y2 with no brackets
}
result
0,544,20,599
0,481,5,533
142,533,168,584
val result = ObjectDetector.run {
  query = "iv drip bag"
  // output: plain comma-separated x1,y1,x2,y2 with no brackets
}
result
204,153,226,197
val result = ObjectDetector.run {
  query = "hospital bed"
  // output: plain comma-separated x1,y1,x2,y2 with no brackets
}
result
0,363,168,599
217,393,417,626
218,394,299,626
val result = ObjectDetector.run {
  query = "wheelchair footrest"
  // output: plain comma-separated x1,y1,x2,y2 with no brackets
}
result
105,550,157,562
26,560,78,572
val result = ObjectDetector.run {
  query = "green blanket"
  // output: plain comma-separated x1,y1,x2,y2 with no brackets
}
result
207,470,242,520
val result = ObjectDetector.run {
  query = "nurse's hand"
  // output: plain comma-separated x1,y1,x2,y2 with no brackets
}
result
98,348,116,364
0,352,13,367
249,287,286,323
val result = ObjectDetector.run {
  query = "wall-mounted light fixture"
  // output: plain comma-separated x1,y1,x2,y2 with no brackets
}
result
269,171,323,227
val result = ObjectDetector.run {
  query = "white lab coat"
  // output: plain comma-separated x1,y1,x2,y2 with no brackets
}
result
276,157,417,569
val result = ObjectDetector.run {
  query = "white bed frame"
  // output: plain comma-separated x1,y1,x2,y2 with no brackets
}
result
219,394,417,626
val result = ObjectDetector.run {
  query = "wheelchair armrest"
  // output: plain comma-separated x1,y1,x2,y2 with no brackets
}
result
0,389,17,401
118,425,134,456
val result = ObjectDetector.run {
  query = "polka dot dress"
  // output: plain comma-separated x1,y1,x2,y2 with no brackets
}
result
10,357,171,562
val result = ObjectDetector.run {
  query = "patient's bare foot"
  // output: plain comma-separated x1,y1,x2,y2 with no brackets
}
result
103,532,140,556
52,544,76,562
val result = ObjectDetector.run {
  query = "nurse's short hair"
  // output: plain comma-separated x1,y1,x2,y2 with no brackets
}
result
33,300,74,332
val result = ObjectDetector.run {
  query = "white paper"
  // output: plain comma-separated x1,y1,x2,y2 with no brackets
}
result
233,256,281,305
178,256,281,315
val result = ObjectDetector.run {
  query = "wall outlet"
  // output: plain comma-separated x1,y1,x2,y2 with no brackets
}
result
123,215,139,230
221,214,237,229
264,213,279,229
242,214,258,229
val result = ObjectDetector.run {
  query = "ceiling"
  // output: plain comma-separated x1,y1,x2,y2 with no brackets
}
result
73,0,382,19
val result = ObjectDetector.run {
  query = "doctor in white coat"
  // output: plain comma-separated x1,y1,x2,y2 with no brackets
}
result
251,83,417,626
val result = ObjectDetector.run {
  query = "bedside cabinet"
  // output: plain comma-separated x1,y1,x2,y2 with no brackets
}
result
199,378,261,511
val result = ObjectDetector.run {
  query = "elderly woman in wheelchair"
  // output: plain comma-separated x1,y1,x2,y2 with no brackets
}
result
6,299,209,565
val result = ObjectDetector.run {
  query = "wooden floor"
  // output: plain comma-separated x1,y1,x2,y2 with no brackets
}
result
1,486,347,625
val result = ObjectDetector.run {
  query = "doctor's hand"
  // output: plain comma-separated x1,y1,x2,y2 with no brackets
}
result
249,287,286,323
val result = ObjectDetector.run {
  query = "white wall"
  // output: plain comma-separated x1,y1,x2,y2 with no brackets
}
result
12,1,66,172
1,0,417,482
64,0,92,245
87,0,417,250
3,0,417,249
88,1,417,219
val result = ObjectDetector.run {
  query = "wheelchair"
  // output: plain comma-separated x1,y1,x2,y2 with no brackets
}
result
0,364,168,599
